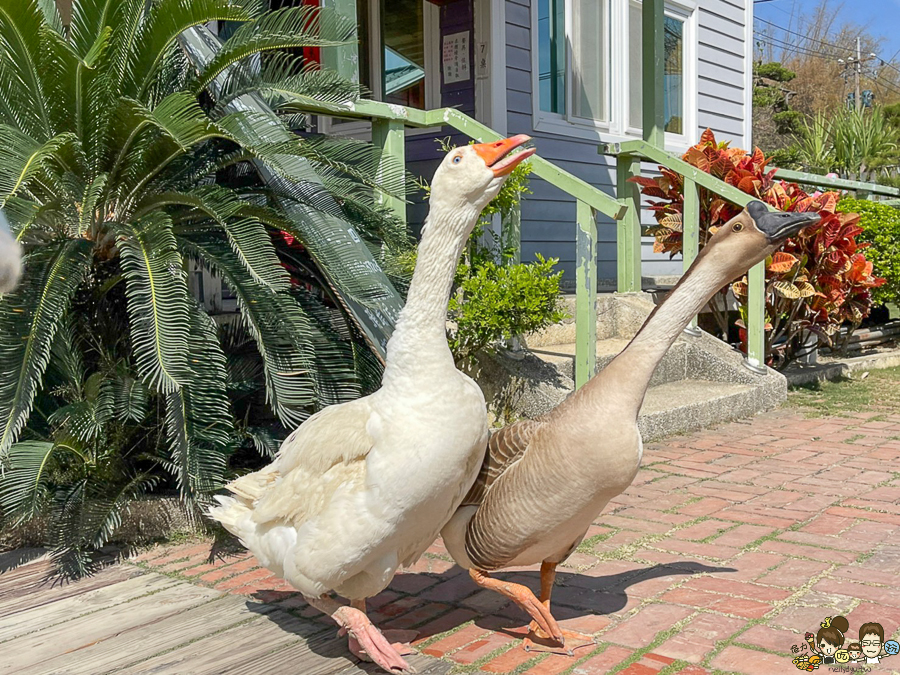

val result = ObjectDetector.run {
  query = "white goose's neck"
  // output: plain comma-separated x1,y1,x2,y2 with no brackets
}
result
383,201,478,379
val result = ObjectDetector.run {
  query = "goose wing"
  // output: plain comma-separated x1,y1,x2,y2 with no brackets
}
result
461,418,544,507
246,397,375,527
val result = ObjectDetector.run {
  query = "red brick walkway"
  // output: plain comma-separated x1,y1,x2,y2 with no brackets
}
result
132,408,900,674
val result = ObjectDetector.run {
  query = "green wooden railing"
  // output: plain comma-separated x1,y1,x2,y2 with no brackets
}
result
602,139,774,372
300,98,873,383
295,97,625,387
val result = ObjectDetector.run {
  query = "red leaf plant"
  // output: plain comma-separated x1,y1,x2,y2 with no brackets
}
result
631,129,884,369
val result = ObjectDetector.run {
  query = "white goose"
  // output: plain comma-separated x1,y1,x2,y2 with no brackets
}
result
209,135,535,673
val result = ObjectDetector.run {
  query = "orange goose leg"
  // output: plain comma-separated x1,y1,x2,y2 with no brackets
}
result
522,562,596,656
306,595,413,673
469,568,564,645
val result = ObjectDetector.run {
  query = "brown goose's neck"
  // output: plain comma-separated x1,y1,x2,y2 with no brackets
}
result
580,250,728,416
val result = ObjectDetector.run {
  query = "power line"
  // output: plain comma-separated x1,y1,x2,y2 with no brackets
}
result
754,17,849,53
753,31,845,62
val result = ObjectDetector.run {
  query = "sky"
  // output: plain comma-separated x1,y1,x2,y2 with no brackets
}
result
754,0,900,63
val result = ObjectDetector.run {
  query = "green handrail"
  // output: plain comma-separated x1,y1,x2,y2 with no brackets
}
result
602,139,771,372
292,97,627,387
773,168,900,198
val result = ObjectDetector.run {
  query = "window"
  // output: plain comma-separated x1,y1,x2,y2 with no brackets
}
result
320,0,438,131
382,0,427,107
538,0,566,114
534,0,695,144
571,0,609,121
628,5,685,134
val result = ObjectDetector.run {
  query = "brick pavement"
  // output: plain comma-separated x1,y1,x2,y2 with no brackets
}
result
131,408,900,674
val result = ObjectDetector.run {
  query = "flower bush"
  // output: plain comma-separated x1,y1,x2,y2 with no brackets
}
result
631,129,884,368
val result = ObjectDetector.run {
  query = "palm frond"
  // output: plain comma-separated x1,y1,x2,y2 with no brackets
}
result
0,440,56,524
190,6,355,95
138,185,289,290
116,213,191,394
0,0,51,139
113,374,149,424
0,239,92,457
213,52,361,115
180,234,357,425
0,126,74,207
162,303,232,504
130,0,252,99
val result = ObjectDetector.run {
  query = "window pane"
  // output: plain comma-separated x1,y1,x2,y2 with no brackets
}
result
664,17,683,134
629,7,685,134
538,0,565,114
383,0,425,107
571,0,607,121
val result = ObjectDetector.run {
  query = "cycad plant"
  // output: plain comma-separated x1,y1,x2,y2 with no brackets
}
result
0,0,411,575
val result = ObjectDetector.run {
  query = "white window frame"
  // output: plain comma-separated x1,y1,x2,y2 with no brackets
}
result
531,0,698,152
323,0,441,138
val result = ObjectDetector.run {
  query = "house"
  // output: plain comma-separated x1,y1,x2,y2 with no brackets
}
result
308,0,755,289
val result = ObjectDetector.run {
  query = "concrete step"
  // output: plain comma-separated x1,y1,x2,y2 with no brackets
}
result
473,293,787,442
530,339,690,386
638,379,758,442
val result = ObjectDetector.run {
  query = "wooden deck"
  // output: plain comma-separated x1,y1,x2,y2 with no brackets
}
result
0,551,451,675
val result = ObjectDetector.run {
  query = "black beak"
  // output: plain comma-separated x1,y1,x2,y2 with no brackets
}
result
747,200,821,243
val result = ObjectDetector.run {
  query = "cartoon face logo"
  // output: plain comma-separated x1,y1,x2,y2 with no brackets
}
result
835,649,850,664
886,640,900,655
862,633,883,657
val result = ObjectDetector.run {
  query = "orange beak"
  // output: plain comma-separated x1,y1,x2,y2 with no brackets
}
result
471,134,535,176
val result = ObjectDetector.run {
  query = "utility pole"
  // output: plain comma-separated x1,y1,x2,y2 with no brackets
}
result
840,40,879,111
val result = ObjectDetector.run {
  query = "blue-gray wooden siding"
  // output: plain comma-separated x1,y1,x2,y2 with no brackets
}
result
403,0,750,286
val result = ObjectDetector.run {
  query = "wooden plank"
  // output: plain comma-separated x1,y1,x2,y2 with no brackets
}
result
116,608,329,675
0,564,140,616
0,577,220,672
0,572,174,643
0,548,47,572
23,594,280,675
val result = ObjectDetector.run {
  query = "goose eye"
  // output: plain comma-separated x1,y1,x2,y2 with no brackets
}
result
452,155,462,164
733,222,744,232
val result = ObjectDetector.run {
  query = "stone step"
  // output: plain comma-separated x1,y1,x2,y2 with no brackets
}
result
529,339,690,386
638,379,758,442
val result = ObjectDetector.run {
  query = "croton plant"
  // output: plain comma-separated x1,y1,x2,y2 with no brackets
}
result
631,129,884,369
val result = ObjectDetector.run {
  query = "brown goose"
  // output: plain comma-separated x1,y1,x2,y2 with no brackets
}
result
440,201,820,651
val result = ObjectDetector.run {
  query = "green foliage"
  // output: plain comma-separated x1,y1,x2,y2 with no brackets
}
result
767,144,803,170
773,110,803,135
795,108,899,178
0,0,412,577
836,198,900,306
449,255,567,363
753,86,784,109
755,62,796,83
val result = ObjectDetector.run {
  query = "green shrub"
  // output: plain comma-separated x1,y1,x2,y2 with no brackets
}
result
449,255,567,363
773,110,803,135
753,86,783,109
755,62,796,83
836,198,900,306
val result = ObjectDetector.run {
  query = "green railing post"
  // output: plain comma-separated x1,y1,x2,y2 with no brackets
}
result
372,119,406,225
321,0,359,82
616,154,642,293
575,199,598,388
502,196,522,265
642,0,665,148
682,177,701,336
746,262,767,373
